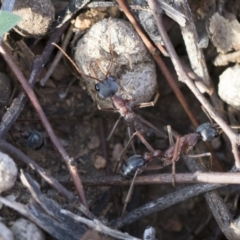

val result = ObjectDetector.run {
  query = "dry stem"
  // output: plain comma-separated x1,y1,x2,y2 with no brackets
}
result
0,44,88,208
146,0,240,168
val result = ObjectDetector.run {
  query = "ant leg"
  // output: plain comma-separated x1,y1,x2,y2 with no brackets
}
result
117,83,133,101
127,124,136,155
89,61,100,79
114,130,155,174
137,115,167,138
187,152,212,170
114,132,138,174
107,115,122,141
132,91,160,109
96,104,116,111
167,125,174,146
92,93,116,111
172,136,180,187
122,168,140,218
95,60,108,76
135,131,155,153
52,43,99,81
95,94,117,111
201,105,214,124
140,164,164,171
106,17,114,76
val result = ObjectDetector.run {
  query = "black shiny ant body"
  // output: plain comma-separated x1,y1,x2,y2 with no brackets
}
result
120,122,219,179
120,155,146,179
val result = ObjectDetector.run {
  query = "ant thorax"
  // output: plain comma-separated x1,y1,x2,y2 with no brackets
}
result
182,133,202,153
74,18,157,109
111,95,133,117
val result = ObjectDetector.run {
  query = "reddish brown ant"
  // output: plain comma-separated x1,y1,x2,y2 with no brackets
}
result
119,122,220,217
52,19,164,154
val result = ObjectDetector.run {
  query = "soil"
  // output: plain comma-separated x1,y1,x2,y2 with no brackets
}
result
0,1,240,240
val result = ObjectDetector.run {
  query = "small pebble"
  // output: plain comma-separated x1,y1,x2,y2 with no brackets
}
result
13,0,55,38
74,16,92,30
88,136,100,149
218,64,240,110
0,152,18,193
94,155,106,169
11,218,45,240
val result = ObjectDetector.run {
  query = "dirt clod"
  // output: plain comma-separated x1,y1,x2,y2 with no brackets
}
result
13,0,55,38
88,136,100,150
94,155,107,169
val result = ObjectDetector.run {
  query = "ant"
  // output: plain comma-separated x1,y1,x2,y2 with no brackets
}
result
121,122,219,178
52,18,164,154
119,122,220,216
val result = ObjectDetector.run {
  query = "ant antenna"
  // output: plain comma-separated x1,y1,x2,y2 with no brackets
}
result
201,106,214,124
52,43,101,82
105,18,114,77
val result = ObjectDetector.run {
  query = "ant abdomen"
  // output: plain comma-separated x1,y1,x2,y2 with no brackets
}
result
196,123,219,141
21,130,45,150
120,155,146,179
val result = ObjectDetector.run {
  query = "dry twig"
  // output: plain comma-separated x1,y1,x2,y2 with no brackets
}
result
61,209,141,240
146,0,240,168
82,171,240,186
184,156,240,239
0,44,88,208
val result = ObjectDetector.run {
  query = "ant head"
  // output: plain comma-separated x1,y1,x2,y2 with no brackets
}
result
196,123,219,141
95,76,118,99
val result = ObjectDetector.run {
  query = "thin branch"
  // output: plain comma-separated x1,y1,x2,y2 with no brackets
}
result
82,171,240,186
174,0,212,90
0,21,70,138
61,209,141,240
40,24,74,86
0,44,88,208
0,139,74,200
0,56,42,138
112,182,223,228
0,142,94,233
184,156,240,240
